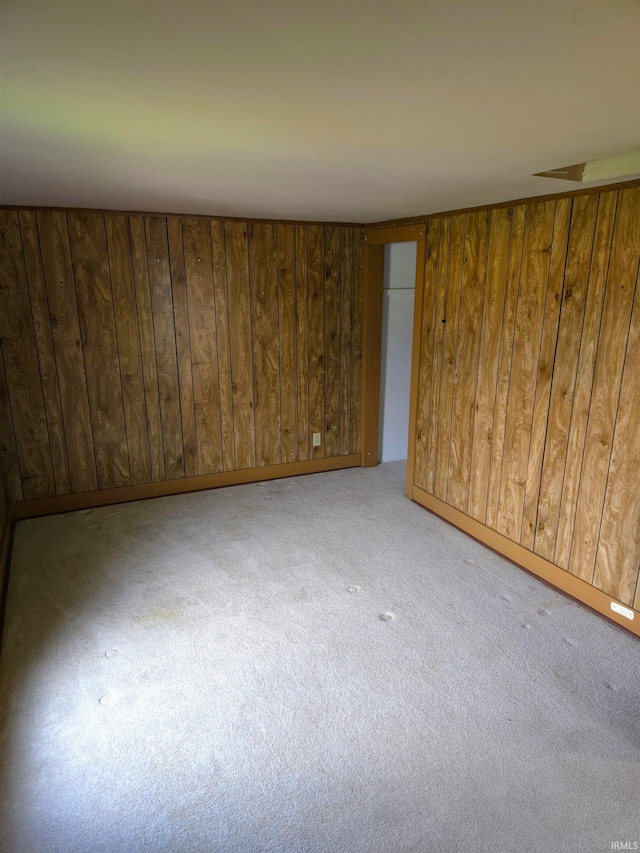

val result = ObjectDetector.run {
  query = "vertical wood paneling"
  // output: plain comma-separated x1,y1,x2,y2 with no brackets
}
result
0,212,55,500
554,192,617,568
339,227,353,457
182,217,223,475
413,218,440,489
434,214,465,500
448,210,489,512
68,212,130,489
0,208,361,511
569,188,639,582
249,223,281,467
224,221,256,471
167,217,197,478
324,225,342,457
534,195,598,559
485,205,526,530
411,185,640,618
295,225,310,461
104,214,151,486
520,198,571,550
350,229,364,456
0,338,23,501
308,225,325,460
497,201,554,541
594,264,640,604
468,208,511,520
18,211,71,495
424,217,450,494
211,220,235,471
144,216,184,480
129,216,165,482
37,211,98,493
277,224,298,464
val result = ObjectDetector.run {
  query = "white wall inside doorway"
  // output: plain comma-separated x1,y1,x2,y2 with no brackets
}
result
378,241,417,463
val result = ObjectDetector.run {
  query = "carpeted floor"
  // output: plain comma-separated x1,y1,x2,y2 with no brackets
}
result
0,461,638,853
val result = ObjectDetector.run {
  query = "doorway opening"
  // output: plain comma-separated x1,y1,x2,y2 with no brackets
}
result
378,242,418,463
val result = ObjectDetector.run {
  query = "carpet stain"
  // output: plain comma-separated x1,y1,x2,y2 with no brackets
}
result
135,605,184,626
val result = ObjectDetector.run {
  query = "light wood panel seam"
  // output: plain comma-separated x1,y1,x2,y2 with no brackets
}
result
142,218,167,477
0,342,23,499
102,214,133,484
31,213,72,494
466,211,493,514
166,218,187,474
275,226,284,464
517,201,557,542
246,225,259,467
532,197,578,549
127,216,156,481
15,213,57,495
534,196,589,556
66,213,101,487
590,253,640,587
424,220,442,489
444,214,467,503
481,211,512,524
220,223,237,470
493,206,527,527
432,218,452,494
563,194,620,569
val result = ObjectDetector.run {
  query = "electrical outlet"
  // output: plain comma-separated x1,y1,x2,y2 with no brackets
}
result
312,432,322,447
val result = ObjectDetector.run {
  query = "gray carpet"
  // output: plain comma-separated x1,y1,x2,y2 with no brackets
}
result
0,461,638,853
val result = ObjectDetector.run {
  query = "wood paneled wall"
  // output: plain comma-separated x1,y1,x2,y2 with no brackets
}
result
0,210,364,504
411,185,640,613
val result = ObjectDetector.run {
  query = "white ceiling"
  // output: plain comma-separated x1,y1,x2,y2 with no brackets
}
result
1,0,639,223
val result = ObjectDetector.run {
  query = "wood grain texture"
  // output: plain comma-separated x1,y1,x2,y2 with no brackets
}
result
277,224,298,464
0,336,23,501
569,188,639,582
37,211,98,493
594,262,640,605
350,229,364,456
144,216,185,480
105,214,152,485
339,228,353,457
68,212,130,489
225,221,256,470
0,211,55,500
520,198,571,550
553,192,617,569
447,210,489,512
413,219,440,490
167,217,197,478
467,207,511,521
534,195,597,559
485,205,526,530
295,225,310,461
211,220,235,472
129,215,165,482
497,201,554,541
249,223,282,467
18,211,71,495
434,214,465,500
410,185,640,625
324,226,342,457
308,225,325,460
1,210,363,508
182,217,222,475
423,217,450,495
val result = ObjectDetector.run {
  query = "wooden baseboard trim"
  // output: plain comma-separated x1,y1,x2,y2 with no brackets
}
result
411,485,640,638
0,516,16,652
10,455,361,520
